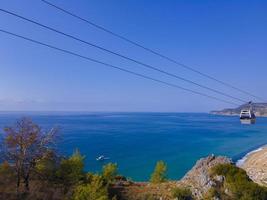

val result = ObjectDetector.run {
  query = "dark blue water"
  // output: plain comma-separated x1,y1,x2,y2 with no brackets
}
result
0,112,267,181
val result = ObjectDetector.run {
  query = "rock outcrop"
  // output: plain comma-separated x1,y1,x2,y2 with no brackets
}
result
181,155,232,199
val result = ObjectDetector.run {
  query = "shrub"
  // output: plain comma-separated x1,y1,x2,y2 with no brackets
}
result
0,161,15,184
35,151,59,181
72,174,108,200
56,150,85,187
102,163,118,184
204,188,222,200
139,193,156,200
0,161,12,174
210,164,267,200
150,160,167,183
172,187,193,200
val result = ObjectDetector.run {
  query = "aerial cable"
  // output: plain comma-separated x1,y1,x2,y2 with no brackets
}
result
0,9,248,104
0,28,239,106
40,0,264,102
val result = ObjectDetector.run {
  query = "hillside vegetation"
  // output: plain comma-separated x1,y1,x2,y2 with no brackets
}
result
1,118,267,200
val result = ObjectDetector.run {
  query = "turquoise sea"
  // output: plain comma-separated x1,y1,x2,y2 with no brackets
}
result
0,112,267,181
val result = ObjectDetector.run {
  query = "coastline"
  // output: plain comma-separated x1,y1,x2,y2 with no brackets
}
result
210,113,267,118
236,145,267,186
236,145,266,167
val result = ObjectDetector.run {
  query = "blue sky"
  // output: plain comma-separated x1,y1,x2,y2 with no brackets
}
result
0,0,266,112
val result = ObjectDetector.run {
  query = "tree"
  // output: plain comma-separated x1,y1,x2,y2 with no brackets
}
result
2,118,58,192
56,149,85,188
150,160,167,183
102,163,118,184
172,187,193,200
35,150,59,181
72,174,108,200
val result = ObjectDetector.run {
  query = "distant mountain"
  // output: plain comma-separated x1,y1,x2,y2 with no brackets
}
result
210,103,267,117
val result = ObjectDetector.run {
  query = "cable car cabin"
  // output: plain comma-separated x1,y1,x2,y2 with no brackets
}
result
240,109,256,124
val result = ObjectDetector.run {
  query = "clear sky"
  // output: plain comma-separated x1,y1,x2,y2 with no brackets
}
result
0,0,266,112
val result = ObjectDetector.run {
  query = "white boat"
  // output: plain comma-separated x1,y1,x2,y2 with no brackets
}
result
96,155,105,161
96,155,110,161
240,109,256,124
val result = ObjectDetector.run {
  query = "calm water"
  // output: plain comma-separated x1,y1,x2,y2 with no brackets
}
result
0,112,267,181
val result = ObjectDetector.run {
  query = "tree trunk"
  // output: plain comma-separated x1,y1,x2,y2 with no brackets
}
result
24,174,30,192
16,173,20,194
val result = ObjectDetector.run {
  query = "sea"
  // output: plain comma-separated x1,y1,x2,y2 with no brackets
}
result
0,112,267,181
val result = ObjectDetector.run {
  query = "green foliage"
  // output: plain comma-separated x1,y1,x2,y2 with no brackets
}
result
210,164,267,200
211,163,249,181
56,150,85,186
171,187,193,200
0,161,12,174
84,172,95,183
111,196,117,200
35,152,58,181
139,194,156,200
102,163,118,184
0,161,15,184
72,174,108,200
150,160,167,183
204,188,221,200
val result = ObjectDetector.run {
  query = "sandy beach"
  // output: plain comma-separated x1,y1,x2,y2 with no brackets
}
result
238,146,267,186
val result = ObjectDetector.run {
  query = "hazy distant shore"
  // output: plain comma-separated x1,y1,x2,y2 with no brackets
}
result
210,102,267,117
210,112,267,117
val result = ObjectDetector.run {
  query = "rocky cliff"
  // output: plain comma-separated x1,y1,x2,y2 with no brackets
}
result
210,103,267,117
181,155,232,199
111,155,232,200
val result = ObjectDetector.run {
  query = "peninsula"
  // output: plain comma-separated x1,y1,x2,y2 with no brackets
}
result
210,103,267,117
